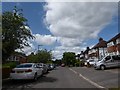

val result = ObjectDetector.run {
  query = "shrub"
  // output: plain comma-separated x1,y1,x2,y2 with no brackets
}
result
75,61,80,67
2,62,17,68
79,61,84,67
2,62,18,79
2,67,11,79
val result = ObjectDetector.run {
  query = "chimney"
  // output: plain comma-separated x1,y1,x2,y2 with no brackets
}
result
99,37,103,42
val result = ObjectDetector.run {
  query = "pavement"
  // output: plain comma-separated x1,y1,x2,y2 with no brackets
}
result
2,66,120,89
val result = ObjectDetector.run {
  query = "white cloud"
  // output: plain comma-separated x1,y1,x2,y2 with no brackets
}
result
45,2,117,40
57,37,84,47
2,0,119,2
15,41,35,56
44,2,117,59
34,34,57,46
52,46,86,59
45,0,119,2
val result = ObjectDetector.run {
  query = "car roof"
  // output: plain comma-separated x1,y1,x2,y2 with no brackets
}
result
19,63,35,65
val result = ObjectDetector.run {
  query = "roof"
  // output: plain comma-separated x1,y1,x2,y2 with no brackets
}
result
92,40,107,49
107,33,120,43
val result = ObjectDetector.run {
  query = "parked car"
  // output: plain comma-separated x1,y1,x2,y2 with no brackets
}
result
94,55,120,70
10,63,43,80
37,63,48,74
84,59,96,66
61,63,65,67
47,63,55,70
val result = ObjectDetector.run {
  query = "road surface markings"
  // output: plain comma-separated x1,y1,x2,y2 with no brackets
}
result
69,68,105,89
69,68,77,74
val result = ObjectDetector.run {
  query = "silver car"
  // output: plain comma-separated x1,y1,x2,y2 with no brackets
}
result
94,55,120,70
10,63,43,80
37,63,48,74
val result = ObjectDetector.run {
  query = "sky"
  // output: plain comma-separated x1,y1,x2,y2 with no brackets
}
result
2,1,119,60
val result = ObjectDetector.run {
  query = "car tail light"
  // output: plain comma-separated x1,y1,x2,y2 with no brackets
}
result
25,69,32,72
11,70,15,73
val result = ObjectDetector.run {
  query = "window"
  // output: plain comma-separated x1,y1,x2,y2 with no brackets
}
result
105,56,111,61
116,38,120,44
107,42,114,47
16,64,32,68
112,55,120,60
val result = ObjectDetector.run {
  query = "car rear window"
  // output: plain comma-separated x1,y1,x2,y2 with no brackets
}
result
16,64,32,68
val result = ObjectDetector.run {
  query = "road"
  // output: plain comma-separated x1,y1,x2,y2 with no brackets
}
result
2,66,119,89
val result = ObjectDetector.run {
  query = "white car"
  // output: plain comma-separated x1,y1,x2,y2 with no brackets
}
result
37,63,48,74
85,59,96,66
10,63,43,80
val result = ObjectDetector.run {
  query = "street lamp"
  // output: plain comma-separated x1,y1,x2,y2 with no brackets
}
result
38,45,43,52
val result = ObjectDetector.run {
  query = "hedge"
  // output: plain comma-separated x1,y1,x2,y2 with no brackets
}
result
2,62,18,79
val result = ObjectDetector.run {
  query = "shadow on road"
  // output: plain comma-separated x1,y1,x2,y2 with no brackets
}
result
2,75,58,89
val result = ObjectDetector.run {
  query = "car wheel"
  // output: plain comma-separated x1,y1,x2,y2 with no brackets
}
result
94,67,97,70
100,65,105,70
34,73,38,81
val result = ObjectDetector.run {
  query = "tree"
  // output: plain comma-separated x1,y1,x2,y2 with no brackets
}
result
53,59,62,66
27,49,52,63
27,53,38,63
62,52,76,66
37,49,52,63
2,6,34,62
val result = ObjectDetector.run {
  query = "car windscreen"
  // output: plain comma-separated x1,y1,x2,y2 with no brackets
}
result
16,64,32,68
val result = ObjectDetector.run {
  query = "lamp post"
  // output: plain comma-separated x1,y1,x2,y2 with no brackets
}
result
38,45,42,53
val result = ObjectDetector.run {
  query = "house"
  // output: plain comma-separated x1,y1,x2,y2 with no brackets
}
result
7,52,27,64
107,33,120,55
83,47,90,60
88,48,98,60
89,38,107,60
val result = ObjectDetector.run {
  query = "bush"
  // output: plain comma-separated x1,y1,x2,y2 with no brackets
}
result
75,62,80,67
2,67,11,79
79,61,84,67
2,62,17,68
2,62,18,79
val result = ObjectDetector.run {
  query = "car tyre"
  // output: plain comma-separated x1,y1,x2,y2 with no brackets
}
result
100,65,105,70
34,73,38,81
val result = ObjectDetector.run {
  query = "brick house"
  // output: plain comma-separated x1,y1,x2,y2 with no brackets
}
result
7,52,27,64
107,33,120,55
89,38,107,60
84,47,90,60
88,48,98,59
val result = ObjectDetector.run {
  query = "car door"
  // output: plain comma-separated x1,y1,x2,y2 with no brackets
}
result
112,55,120,67
34,64,42,76
104,56,114,68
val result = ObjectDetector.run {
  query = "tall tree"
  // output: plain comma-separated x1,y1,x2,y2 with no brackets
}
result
27,49,52,63
2,6,34,62
62,52,76,66
37,49,52,63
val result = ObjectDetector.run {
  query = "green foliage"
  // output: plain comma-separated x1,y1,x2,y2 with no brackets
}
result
47,60,53,64
37,49,52,63
62,52,76,66
75,60,80,67
27,53,39,63
2,62,17,68
2,6,34,62
27,49,52,63
53,59,62,66
79,60,85,67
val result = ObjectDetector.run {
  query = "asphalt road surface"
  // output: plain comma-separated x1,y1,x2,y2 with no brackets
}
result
2,66,119,89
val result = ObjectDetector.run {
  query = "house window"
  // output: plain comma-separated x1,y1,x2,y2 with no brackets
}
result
107,42,114,47
116,38,120,44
